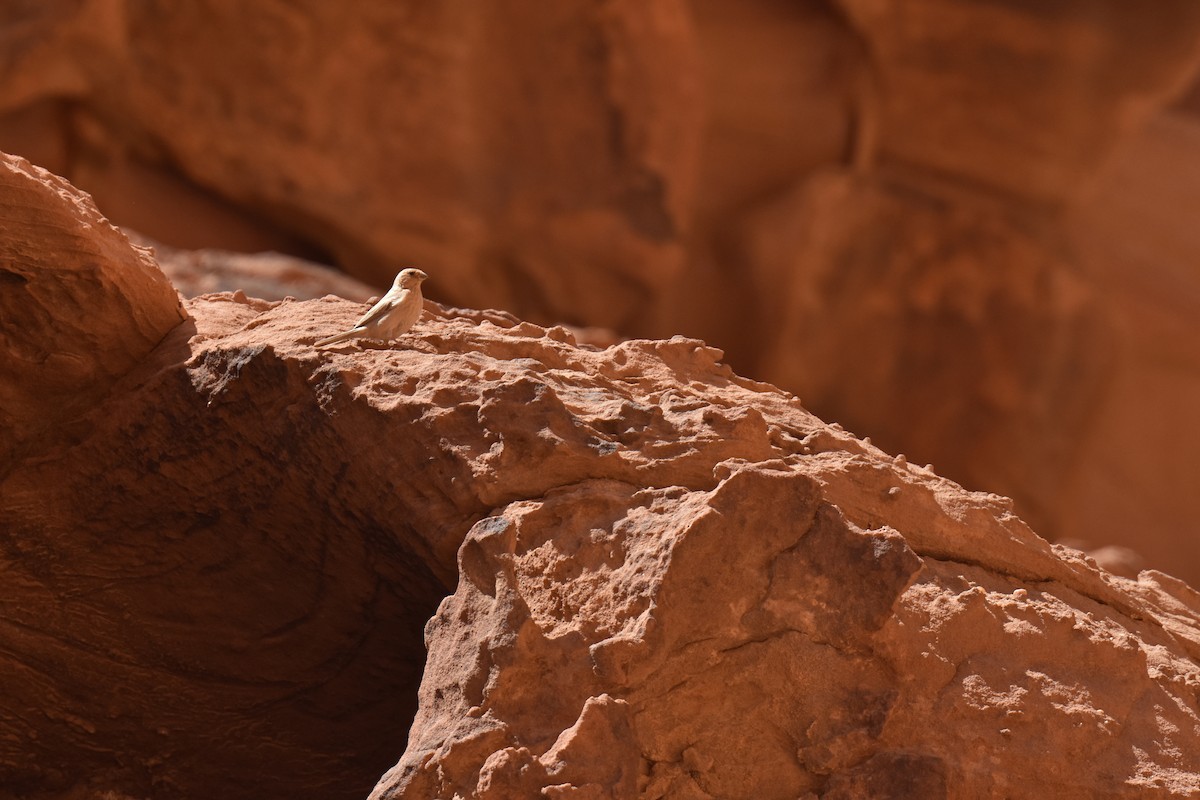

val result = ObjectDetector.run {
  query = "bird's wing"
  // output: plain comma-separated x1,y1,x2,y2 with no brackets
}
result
352,289,405,328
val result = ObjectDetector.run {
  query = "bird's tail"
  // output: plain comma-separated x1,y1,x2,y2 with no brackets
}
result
314,328,362,347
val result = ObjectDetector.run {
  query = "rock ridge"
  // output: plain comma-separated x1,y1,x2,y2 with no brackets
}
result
1,156,1199,798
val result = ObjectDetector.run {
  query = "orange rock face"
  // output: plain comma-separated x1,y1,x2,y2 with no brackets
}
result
835,0,1200,202
2,2,1200,586
2,160,1200,798
373,378,1200,797
0,153,186,466
0,0,702,331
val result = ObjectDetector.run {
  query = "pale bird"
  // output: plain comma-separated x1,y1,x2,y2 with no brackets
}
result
315,268,428,347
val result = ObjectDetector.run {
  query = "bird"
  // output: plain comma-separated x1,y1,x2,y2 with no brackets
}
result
315,268,429,347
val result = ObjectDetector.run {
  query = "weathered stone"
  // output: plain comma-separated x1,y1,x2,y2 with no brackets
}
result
835,0,1200,202
3,257,1200,798
3,3,1200,588
745,170,1113,536
2,15,1200,796
0,0,701,331
0,152,186,467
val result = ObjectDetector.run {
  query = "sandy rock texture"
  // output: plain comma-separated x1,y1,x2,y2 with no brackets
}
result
2,2,1200,583
15,1,1191,329
0,152,185,466
0,0,702,331
382,462,1200,798
3,159,1200,799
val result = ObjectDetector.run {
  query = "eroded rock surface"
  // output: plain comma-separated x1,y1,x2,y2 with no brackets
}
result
746,171,1113,533
0,152,185,466
0,0,701,331
2,157,1200,798
835,0,1200,202
4,2,1200,584
2,282,1200,797
367,337,1200,797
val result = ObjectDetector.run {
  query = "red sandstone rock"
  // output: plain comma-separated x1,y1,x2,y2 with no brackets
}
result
2,15,1200,796
2,2,1198,588
0,0,701,331
0,152,185,466
2,261,1200,797
372,393,1200,797
0,157,1197,798
833,0,1200,201
743,170,1113,537
1059,110,1200,606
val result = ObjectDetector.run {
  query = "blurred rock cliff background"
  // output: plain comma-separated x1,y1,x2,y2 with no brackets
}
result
2,0,1200,583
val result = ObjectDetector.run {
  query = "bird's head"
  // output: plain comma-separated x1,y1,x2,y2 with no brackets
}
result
395,268,429,289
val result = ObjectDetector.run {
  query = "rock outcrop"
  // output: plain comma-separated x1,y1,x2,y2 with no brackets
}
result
0,153,185,466
2,157,1200,799
3,2,1200,585
834,0,1200,202
367,338,1200,798
0,0,701,332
